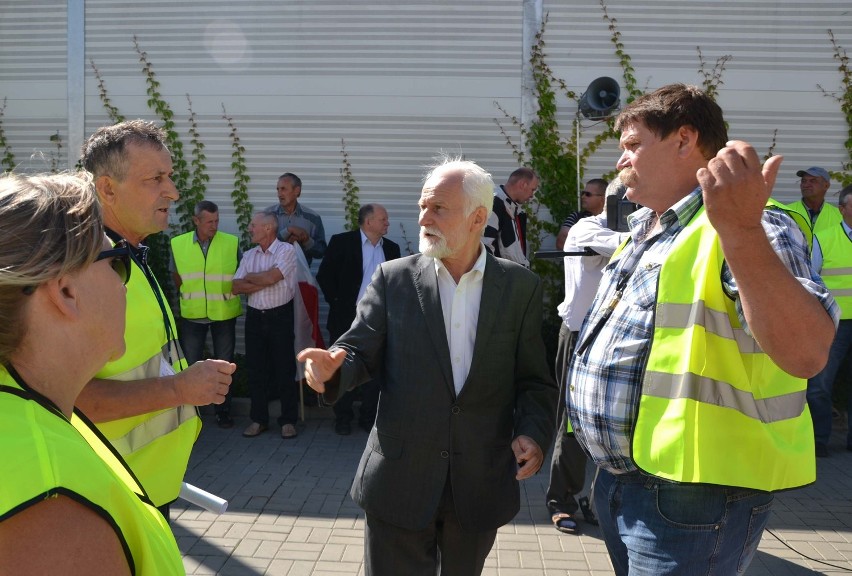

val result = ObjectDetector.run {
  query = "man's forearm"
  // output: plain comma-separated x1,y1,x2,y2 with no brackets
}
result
76,376,182,422
722,229,835,378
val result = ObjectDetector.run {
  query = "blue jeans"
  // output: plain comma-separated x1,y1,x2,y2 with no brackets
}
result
807,319,852,447
180,317,237,415
594,468,774,576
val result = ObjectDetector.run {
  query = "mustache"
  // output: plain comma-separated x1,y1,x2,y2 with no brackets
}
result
618,167,637,185
419,226,445,240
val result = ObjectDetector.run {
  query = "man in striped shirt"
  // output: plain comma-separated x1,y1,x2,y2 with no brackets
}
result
233,212,300,439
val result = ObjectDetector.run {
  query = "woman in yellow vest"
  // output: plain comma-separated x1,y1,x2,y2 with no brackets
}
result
0,172,184,575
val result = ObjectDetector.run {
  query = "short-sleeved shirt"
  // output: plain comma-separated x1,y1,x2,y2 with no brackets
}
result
234,239,298,310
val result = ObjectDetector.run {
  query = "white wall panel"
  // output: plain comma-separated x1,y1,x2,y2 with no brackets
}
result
2,0,852,351
543,0,852,203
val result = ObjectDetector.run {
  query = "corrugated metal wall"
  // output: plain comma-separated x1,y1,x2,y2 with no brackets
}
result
1,1,851,352
543,0,852,203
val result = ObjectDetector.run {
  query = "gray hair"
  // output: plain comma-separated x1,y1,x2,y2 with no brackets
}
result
81,119,169,181
425,156,494,220
0,171,103,362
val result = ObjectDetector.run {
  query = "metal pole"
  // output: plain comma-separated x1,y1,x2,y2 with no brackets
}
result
576,117,581,209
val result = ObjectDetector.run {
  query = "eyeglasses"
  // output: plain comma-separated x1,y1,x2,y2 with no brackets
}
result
21,241,132,295
95,240,132,285
581,191,604,197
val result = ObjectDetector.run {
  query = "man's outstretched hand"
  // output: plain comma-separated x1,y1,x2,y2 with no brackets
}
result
296,347,347,393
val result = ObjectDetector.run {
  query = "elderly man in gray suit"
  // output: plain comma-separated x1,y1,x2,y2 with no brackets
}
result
298,157,557,576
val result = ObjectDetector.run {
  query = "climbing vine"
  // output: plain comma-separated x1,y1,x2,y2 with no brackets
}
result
133,36,191,232
91,60,125,124
819,29,852,187
0,98,16,172
339,139,361,231
48,131,63,173
222,105,254,250
184,94,209,230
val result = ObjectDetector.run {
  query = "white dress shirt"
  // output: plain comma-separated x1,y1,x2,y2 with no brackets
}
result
234,239,298,310
434,246,487,396
556,213,626,331
358,231,386,304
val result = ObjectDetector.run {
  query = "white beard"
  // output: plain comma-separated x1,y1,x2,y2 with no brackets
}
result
419,227,452,259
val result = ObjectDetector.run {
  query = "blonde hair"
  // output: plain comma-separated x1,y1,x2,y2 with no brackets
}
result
0,171,104,362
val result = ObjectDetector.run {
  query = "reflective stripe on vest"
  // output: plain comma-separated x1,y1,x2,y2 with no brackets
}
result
94,256,200,506
815,222,852,319
0,371,185,575
109,403,199,455
631,206,814,492
171,231,241,321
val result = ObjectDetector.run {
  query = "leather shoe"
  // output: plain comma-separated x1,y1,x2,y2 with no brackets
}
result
335,420,352,435
281,423,298,439
215,413,234,429
242,422,268,437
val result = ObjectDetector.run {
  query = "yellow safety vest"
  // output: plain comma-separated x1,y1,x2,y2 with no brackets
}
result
815,222,852,319
0,368,184,575
767,198,813,253
629,208,814,491
171,232,241,321
95,255,200,507
788,199,842,236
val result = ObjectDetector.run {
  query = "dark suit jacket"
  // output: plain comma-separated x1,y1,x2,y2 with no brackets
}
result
329,252,557,532
316,230,401,343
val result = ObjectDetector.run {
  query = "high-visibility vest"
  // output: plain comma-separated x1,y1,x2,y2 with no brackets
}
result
625,207,814,491
171,232,241,321
767,198,813,253
815,222,852,319
95,255,200,507
788,199,842,236
0,368,184,575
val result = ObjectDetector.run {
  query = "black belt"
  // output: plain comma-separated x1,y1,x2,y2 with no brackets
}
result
247,301,293,317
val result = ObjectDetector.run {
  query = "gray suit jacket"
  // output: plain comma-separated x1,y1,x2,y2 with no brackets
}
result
330,252,557,532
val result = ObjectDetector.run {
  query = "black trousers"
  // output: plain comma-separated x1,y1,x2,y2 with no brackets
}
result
245,302,297,426
364,474,497,576
545,323,589,516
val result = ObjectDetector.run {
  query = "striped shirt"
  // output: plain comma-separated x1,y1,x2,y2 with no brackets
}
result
566,187,840,474
234,239,298,310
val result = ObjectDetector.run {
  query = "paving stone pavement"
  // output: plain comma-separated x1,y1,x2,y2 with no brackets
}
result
175,406,852,575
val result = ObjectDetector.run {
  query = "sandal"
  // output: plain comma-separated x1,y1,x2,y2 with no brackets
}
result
552,512,579,534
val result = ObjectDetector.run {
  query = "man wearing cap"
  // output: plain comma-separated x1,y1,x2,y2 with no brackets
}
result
789,167,842,235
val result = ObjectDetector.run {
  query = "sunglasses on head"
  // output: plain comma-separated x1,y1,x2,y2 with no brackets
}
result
95,240,132,285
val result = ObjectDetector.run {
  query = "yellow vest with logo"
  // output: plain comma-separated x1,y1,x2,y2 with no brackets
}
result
815,222,852,319
0,369,184,575
630,208,814,491
95,255,200,506
171,232,241,321
788,199,842,236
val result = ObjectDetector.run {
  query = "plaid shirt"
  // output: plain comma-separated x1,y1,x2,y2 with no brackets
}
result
566,187,840,474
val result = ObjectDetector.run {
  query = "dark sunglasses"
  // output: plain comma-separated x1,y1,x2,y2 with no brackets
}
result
581,191,603,197
96,240,132,285
21,240,132,295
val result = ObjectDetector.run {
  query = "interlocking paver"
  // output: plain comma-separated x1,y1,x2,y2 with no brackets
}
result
177,406,852,575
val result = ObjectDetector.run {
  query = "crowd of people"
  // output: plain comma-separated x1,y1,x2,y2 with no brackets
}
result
1,82,849,576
